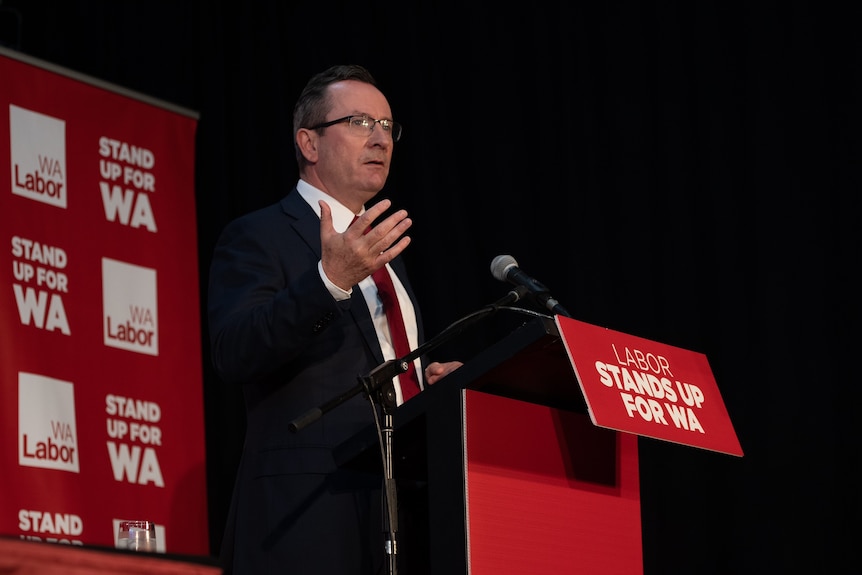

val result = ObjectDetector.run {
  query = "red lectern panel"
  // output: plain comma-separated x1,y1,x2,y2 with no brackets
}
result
335,316,645,574
464,390,642,575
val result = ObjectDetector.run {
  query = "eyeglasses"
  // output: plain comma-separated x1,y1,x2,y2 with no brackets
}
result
308,114,402,142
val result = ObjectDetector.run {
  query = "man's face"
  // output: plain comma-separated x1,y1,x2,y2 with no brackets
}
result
312,80,395,208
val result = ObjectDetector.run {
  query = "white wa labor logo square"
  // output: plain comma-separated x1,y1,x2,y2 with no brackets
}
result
9,104,68,208
19,372,80,473
102,258,158,356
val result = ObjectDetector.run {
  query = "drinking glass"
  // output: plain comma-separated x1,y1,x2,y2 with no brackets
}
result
117,520,157,552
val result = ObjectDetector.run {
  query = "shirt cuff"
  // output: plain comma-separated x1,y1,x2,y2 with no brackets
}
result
318,260,352,301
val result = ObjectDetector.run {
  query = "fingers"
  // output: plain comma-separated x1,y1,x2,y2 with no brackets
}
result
424,361,463,385
342,199,388,238
363,207,412,256
356,199,391,232
345,199,413,262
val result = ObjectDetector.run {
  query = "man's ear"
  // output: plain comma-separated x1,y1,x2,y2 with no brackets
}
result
296,128,319,163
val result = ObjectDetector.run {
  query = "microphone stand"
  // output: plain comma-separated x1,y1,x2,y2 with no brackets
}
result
287,285,530,575
380,404,398,574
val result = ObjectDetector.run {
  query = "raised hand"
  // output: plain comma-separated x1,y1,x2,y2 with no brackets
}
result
318,198,412,291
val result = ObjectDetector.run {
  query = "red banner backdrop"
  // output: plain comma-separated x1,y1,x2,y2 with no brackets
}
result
0,48,207,555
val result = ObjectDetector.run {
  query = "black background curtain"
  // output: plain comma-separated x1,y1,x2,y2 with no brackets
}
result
3,1,857,572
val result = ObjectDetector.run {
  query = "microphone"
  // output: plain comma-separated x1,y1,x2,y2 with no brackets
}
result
490,255,571,317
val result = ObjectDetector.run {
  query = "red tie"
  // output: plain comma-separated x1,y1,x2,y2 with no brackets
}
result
372,265,421,401
352,215,421,401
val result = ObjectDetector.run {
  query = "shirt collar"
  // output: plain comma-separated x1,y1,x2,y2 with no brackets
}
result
295,179,362,233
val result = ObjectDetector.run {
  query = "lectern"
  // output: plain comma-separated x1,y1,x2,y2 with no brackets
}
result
336,316,643,575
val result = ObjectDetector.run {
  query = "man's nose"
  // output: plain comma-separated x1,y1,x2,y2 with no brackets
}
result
367,124,392,147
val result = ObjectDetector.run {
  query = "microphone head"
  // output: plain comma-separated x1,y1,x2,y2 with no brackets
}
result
490,254,518,282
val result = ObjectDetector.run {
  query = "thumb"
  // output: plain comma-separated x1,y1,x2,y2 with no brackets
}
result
318,200,332,229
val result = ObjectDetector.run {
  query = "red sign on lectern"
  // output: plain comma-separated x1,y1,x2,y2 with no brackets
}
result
556,316,743,456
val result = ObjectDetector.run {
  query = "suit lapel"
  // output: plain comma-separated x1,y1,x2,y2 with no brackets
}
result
280,192,323,258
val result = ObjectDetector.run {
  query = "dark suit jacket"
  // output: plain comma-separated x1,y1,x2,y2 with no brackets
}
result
207,189,425,574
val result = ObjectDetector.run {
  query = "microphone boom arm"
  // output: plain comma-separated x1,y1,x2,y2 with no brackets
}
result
288,286,529,431
361,285,530,393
